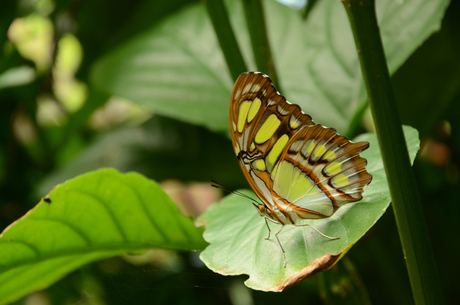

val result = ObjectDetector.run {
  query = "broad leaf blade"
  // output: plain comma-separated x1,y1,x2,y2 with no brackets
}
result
90,0,448,134
91,3,233,133
0,169,206,304
297,0,450,128
198,126,419,291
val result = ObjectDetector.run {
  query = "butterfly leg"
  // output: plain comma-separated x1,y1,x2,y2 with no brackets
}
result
264,218,272,240
274,225,287,268
293,223,339,240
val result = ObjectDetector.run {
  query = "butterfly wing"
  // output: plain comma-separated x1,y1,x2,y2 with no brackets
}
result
229,72,372,223
272,124,372,219
229,72,314,208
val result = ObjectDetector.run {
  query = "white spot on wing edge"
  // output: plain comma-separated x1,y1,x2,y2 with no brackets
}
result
243,83,252,94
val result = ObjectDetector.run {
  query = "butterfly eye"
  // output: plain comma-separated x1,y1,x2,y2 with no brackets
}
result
258,205,266,213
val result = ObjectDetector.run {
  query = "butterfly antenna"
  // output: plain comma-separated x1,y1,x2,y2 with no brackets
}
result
209,179,263,205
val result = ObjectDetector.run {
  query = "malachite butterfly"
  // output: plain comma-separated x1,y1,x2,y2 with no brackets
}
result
229,72,372,267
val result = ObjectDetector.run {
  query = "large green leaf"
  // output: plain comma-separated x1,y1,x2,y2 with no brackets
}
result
0,169,206,305
90,0,448,134
198,126,419,292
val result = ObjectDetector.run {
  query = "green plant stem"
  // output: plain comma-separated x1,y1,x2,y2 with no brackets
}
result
342,0,445,304
302,0,318,20
202,0,247,81
242,0,280,88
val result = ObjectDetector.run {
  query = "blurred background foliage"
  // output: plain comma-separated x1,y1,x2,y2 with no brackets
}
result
0,0,459,304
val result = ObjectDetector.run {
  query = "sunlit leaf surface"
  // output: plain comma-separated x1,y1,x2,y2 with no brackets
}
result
0,169,206,304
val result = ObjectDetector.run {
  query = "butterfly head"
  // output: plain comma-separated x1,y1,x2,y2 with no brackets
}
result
252,202,270,218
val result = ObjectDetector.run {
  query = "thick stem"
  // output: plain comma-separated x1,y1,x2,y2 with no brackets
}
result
242,0,280,88
342,0,445,304
203,0,247,81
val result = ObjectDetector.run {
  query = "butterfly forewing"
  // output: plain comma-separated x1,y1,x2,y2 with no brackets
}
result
230,73,314,208
230,72,372,225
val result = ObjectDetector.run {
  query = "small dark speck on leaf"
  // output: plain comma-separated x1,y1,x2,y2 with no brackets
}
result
43,197,52,204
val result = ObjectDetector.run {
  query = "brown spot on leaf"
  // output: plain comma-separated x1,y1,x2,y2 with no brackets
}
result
269,253,342,292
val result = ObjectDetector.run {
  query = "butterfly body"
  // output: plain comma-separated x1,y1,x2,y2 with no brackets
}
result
230,72,372,231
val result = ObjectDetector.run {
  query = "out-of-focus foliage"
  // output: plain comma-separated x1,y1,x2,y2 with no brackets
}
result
0,0,458,304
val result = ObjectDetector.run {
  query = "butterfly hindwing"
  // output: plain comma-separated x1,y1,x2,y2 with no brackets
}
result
273,124,371,219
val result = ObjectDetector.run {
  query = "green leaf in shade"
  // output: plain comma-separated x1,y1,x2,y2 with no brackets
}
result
198,126,419,292
37,117,245,196
90,0,448,134
0,169,206,305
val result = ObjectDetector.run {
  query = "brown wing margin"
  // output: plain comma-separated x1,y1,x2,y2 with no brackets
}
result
229,72,314,137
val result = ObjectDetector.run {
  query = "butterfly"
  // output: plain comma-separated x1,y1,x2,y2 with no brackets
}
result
229,72,372,267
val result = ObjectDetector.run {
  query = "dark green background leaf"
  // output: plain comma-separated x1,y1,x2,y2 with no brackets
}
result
37,117,245,195
199,126,419,291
